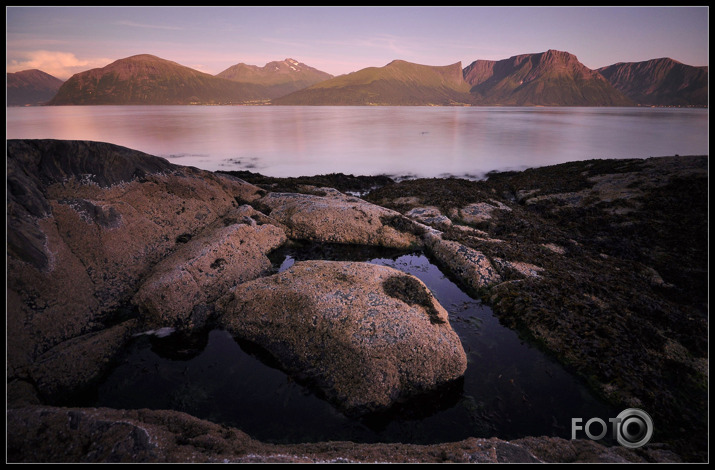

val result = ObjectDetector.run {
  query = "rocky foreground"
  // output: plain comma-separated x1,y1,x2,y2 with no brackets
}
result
6,139,707,462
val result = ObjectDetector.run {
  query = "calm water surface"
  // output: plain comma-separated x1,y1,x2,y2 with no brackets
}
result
6,106,708,178
92,251,618,445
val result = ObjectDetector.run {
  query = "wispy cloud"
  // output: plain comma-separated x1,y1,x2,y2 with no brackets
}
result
260,37,312,49
354,34,414,57
7,50,112,80
116,20,183,31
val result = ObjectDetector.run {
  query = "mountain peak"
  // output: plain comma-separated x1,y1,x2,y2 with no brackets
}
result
282,58,302,71
543,49,576,59
464,50,633,106
48,53,269,105
597,57,708,106
215,58,332,98
7,69,64,106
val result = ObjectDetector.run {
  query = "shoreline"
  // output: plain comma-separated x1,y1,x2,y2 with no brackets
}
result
6,140,707,462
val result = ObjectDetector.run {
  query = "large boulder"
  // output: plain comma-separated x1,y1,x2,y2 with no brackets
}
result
6,139,265,403
133,209,287,330
216,260,467,416
256,189,423,249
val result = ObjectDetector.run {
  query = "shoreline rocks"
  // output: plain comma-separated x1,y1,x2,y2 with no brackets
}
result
362,155,708,462
133,215,287,330
7,406,681,463
7,139,266,404
7,139,707,462
256,189,423,249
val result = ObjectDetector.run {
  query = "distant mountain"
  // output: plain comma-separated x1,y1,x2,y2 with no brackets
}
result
272,60,474,106
216,58,333,99
597,58,708,106
48,54,270,105
36,51,706,107
464,50,634,106
7,69,64,106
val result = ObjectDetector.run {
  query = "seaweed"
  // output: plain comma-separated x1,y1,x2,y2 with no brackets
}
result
382,275,444,325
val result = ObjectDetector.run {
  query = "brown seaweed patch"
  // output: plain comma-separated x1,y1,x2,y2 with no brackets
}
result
379,214,425,236
210,258,227,270
175,233,193,244
382,275,444,324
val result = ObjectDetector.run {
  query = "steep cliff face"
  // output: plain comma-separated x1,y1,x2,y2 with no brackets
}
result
464,50,634,106
597,58,708,106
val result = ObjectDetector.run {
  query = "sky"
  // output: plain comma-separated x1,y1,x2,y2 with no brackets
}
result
5,6,710,81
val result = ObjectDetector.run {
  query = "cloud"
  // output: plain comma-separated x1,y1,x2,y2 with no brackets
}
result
7,50,112,80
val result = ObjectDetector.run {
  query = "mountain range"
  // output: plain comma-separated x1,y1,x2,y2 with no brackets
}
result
272,60,473,106
47,54,271,105
6,50,708,107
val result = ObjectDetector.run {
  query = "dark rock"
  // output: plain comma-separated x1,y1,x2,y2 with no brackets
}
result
6,406,675,463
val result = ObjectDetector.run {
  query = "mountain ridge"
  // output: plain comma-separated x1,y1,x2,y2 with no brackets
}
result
7,69,64,106
597,57,708,106
48,54,270,105
464,49,634,106
7,50,707,107
216,58,333,99
272,60,474,105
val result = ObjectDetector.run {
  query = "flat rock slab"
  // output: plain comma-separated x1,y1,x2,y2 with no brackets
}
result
216,260,467,416
257,190,423,249
451,200,512,225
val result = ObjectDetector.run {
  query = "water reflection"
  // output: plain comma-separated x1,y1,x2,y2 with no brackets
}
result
6,106,708,179
92,249,618,445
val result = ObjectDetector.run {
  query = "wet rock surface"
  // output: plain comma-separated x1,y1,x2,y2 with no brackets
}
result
7,140,707,462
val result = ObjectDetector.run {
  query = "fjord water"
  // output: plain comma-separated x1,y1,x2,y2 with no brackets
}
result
6,105,707,178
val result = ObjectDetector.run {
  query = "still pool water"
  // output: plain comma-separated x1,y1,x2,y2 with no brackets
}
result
89,248,619,445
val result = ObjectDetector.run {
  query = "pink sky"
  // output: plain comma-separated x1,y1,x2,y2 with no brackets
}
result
6,6,709,80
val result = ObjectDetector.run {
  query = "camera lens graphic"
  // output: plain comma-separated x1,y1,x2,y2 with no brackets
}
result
616,408,653,448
